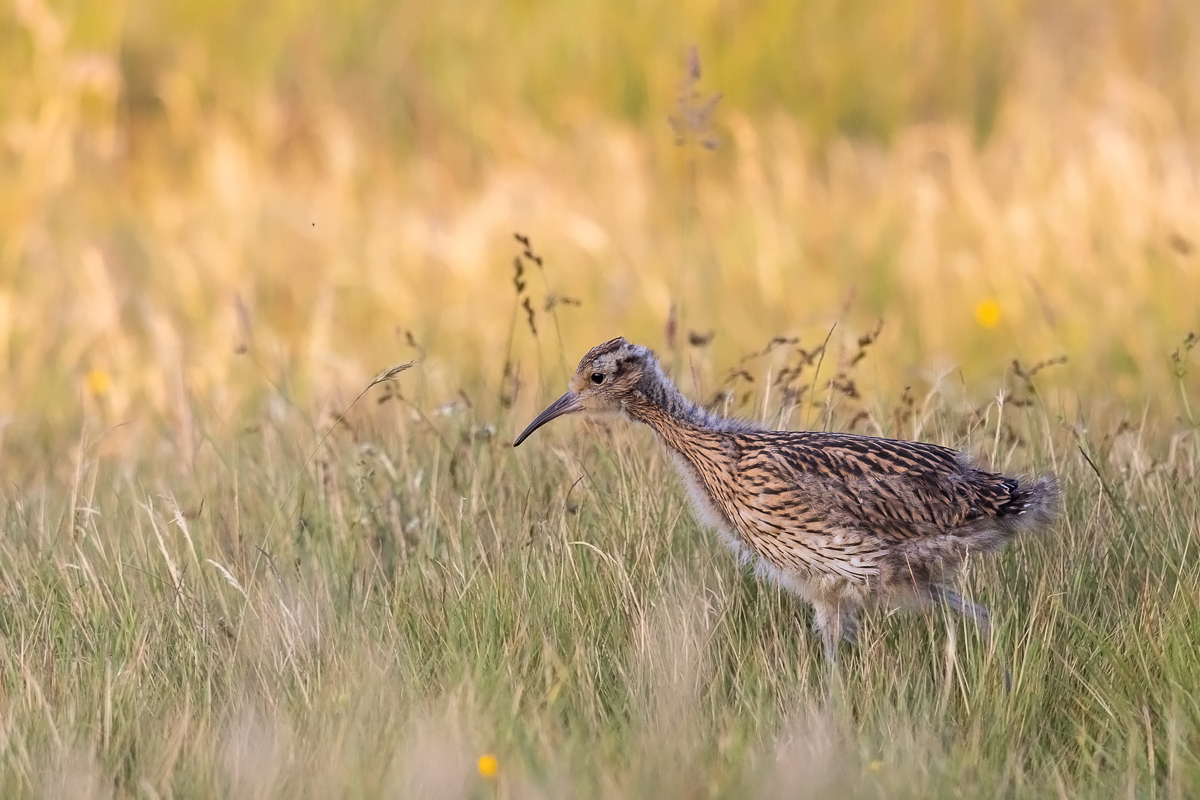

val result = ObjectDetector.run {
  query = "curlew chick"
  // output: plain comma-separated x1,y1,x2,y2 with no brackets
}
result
514,337,1060,664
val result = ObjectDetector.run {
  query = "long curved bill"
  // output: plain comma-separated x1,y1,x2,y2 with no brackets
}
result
513,392,582,447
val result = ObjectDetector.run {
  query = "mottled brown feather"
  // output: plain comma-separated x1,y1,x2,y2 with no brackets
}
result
515,337,1061,662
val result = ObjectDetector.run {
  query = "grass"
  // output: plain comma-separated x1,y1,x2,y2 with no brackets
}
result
4,344,1199,797
3,0,1200,796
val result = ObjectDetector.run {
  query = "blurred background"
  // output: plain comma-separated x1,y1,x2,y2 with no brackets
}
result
2,0,1199,474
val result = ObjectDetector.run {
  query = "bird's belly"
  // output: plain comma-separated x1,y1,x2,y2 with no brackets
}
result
721,531,876,607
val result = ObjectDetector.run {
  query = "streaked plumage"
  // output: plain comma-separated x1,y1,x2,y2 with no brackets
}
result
514,337,1060,662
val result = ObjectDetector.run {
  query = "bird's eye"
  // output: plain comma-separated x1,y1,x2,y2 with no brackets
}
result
590,372,605,385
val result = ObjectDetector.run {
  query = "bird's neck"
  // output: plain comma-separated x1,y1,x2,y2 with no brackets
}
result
624,365,739,452
624,367,745,517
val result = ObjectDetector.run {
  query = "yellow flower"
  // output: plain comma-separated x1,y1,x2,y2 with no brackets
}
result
86,368,112,396
974,298,1001,329
477,753,498,779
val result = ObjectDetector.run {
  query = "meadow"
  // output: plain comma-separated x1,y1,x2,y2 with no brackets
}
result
2,0,1200,796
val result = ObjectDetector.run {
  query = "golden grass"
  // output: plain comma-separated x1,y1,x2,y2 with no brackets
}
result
1,0,1200,796
3,5,1198,477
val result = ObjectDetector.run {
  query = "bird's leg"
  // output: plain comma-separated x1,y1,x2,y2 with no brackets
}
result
932,586,991,641
812,601,859,665
811,601,861,709
932,586,1011,691
821,625,838,665
811,602,839,665
809,603,841,707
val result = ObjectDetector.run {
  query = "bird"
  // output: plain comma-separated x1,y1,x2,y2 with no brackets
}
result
513,336,1059,664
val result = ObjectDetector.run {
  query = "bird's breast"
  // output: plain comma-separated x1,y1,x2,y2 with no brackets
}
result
665,450,738,534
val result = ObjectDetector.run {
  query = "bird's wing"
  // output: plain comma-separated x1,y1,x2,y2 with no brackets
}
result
733,432,1019,544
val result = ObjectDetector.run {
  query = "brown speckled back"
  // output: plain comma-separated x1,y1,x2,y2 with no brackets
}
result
518,338,1061,663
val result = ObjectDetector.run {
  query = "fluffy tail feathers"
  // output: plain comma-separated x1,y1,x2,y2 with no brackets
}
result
998,474,1061,535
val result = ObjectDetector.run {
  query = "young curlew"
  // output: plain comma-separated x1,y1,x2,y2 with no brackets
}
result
514,337,1059,663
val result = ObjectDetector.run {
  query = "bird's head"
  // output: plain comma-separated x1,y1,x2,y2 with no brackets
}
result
513,337,654,446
